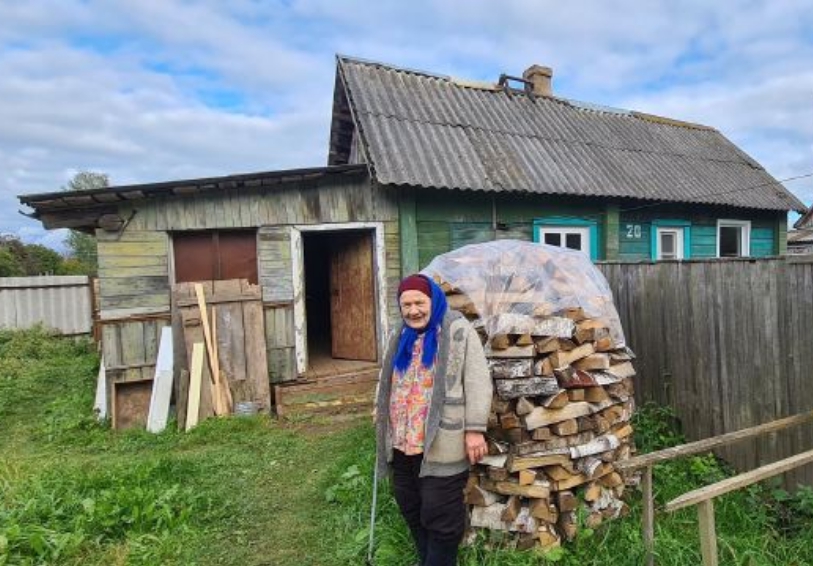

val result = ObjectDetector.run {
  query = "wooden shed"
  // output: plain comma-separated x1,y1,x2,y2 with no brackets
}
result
20,164,402,421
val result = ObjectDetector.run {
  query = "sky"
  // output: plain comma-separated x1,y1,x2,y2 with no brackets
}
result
2,0,812,252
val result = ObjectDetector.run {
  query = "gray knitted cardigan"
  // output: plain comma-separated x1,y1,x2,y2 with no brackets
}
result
375,310,493,478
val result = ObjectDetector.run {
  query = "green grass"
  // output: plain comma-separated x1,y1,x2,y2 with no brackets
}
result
2,327,813,565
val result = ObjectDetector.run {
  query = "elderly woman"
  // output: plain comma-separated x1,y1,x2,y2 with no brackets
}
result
375,274,493,566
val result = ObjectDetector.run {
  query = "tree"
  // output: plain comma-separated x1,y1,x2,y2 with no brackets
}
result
0,235,66,276
63,171,110,275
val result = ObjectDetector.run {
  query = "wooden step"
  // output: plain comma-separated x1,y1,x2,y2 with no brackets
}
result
274,367,380,418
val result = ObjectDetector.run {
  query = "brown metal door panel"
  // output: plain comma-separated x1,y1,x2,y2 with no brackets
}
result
173,233,216,283
173,231,258,284
218,232,258,284
330,231,377,361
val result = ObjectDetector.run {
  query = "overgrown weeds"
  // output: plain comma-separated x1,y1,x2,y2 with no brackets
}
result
3,329,813,565
322,402,813,566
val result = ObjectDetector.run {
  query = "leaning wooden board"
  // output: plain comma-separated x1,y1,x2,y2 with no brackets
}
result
173,279,271,426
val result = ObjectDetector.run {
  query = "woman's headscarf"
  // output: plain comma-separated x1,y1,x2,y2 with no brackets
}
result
393,275,448,373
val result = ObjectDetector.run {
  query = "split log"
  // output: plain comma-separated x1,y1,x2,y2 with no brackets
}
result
599,472,624,489
481,478,551,499
506,451,571,473
466,484,502,507
567,389,585,402
555,490,578,512
532,427,552,441
549,343,595,368
584,386,611,403
535,337,560,354
492,396,511,414
573,353,610,371
551,419,579,436
486,314,574,338
550,464,612,491
487,467,510,481
534,357,555,376
480,454,509,468
576,456,605,477
523,401,600,430
501,496,522,522
515,333,534,346
470,503,510,531
584,482,602,502
485,344,535,358
530,499,559,523
490,359,533,379
500,412,522,429
518,469,537,486
569,433,621,459
554,367,598,389
537,524,561,550
496,377,559,400
606,361,636,378
540,390,569,409
515,397,535,416
490,334,513,350
574,320,610,344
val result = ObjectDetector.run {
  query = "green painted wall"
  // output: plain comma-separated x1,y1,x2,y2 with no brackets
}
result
410,190,788,266
619,206,785,260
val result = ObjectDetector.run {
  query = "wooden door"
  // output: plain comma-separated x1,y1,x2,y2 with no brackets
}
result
330,231,377,361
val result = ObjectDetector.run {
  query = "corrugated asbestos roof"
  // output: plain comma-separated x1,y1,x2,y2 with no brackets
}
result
336,56,805,212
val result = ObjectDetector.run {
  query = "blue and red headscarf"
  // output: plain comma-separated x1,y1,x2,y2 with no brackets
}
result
393,274,448,373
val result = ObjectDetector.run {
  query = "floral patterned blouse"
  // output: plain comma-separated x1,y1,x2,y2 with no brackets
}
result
390,334,435,455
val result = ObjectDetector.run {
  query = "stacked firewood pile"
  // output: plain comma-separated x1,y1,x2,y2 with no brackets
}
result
425,241,637,551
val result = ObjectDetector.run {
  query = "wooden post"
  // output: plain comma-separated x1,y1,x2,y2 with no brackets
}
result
642,465,655,566
697,500,718,566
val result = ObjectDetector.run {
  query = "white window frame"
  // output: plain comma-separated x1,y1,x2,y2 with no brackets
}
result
536,226,591,255
716,220,751,258
656,227,684,260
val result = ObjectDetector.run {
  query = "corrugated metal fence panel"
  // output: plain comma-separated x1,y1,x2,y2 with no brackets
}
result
0,276,92,335
597,259,813,487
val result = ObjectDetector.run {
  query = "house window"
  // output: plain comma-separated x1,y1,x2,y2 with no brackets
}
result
650,220,691,261
717,220,751,258
172,230,258,284
538,227,590,253
656,228,684,260
533,217,599,260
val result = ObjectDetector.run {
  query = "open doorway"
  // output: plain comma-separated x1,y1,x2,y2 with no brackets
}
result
302,229,378,378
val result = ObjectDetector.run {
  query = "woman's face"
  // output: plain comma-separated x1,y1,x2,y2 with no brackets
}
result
399,290,432,330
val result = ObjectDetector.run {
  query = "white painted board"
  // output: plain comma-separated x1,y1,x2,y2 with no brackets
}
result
93,356,107,420
146,326,174,433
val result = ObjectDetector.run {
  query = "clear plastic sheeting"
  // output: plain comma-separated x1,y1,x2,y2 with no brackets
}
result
422,240,626,347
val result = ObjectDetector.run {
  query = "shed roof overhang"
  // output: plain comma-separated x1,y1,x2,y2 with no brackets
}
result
18,164,369,232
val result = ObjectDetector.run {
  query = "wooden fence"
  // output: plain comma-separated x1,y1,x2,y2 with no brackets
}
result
0,276,93,335
597,257,813,486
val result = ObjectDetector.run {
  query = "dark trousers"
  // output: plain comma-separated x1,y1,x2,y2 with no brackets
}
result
392,450,468,566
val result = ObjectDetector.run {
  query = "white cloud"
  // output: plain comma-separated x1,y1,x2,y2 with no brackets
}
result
2,0,812,249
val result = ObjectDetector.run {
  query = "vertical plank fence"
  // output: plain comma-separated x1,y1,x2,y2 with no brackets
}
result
597,257,813,487
0,275,92,335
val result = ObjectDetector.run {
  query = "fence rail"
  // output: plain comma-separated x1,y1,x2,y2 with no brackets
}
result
0,276,92,335
597,257,813,487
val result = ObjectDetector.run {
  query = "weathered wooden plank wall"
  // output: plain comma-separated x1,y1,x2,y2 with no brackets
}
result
94,170,400,389
598,258,813,487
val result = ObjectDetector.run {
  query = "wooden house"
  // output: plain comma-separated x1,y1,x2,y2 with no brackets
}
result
328,56,805,269
19,55,806,419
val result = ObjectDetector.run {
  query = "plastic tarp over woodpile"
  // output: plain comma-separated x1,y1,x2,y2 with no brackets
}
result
422,240,625,347
421,240,636,550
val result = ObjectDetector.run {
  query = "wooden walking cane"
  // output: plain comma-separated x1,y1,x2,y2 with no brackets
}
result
366,454,379,565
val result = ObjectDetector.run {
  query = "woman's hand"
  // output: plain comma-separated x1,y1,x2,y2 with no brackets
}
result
465,431,488,465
